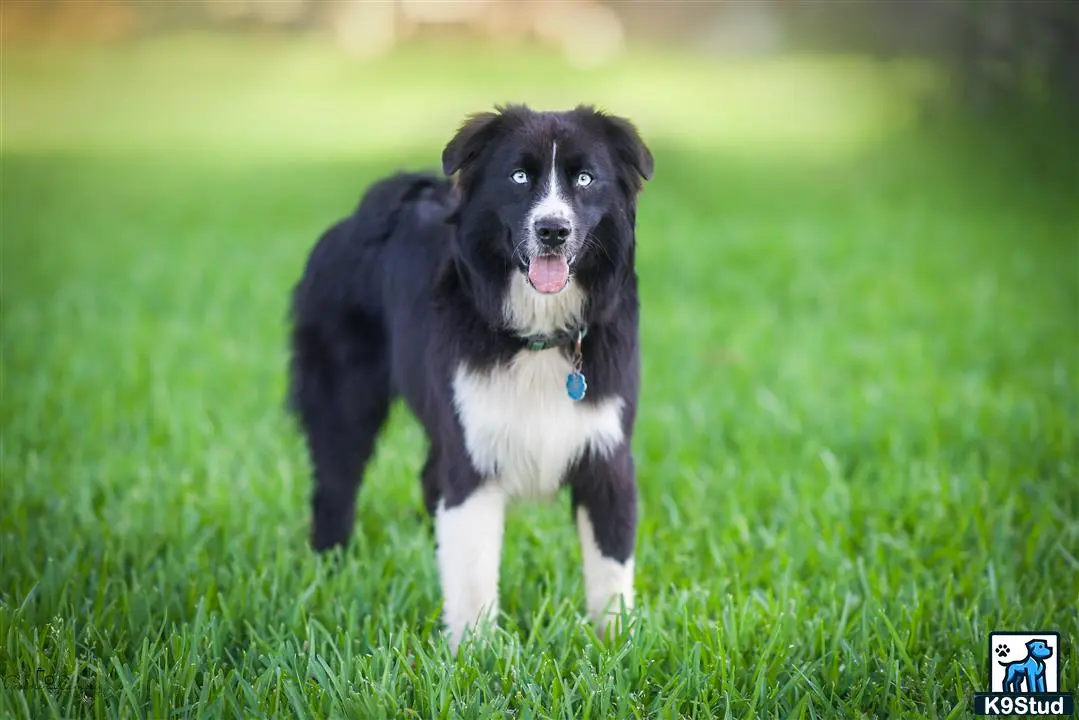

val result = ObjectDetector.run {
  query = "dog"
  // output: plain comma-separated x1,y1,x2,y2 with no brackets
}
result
287,104,653,652
1000,639,1053,693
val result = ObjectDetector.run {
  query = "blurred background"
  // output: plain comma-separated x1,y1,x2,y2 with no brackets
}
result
3,0,1078,160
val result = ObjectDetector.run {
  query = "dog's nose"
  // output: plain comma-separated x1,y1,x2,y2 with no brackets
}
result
533,217,571,247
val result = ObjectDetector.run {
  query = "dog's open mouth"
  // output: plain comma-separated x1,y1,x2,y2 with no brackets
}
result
526,254,570,294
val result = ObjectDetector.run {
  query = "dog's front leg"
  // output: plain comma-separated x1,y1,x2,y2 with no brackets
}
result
435,481,505,653
1027,667,1043,693
569,445,638,640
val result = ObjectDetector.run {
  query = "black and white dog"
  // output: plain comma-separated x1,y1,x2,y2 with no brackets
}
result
287,104,653,652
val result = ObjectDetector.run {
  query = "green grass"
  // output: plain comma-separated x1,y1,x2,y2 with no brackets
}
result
2,34,1078,719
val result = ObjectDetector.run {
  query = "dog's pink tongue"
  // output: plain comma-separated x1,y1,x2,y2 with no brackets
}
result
528,255,570,293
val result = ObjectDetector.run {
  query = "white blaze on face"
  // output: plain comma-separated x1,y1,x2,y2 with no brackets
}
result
528,142,573,235
525,142,576,294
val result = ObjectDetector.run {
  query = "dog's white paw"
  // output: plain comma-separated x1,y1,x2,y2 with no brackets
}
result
445,610,500,655
436,484,506,656
593,598,636,644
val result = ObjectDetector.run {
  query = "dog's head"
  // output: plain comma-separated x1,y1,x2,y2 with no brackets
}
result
1026,640,1053,660
441,104,652,308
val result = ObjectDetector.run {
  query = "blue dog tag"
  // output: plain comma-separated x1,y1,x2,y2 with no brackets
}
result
566,371,587,401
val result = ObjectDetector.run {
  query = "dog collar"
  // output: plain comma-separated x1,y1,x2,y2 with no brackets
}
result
516,326,590,401
518,325,588,352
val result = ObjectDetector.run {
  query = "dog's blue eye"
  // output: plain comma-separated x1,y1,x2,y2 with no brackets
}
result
510,170,529,185
576,172,593,187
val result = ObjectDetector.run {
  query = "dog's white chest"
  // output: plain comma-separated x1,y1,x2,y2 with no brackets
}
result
452,350,624,500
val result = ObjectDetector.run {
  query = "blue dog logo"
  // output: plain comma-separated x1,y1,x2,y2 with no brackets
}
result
998,638,1053,693
974,631,1074,716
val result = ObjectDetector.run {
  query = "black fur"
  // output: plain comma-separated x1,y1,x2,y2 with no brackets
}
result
287,103,652,570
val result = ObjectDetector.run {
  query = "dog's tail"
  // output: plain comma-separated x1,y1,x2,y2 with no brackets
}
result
350,171,454,246
285,171,452,416
290,171,450,310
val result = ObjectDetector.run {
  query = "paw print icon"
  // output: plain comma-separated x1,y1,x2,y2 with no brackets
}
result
994,643,1010,659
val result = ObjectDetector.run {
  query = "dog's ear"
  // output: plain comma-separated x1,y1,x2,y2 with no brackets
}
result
442,111,503,177
596,111,654,183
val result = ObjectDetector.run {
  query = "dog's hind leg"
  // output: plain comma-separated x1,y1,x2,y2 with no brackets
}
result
1003,668,1021,694
289,311,392,552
